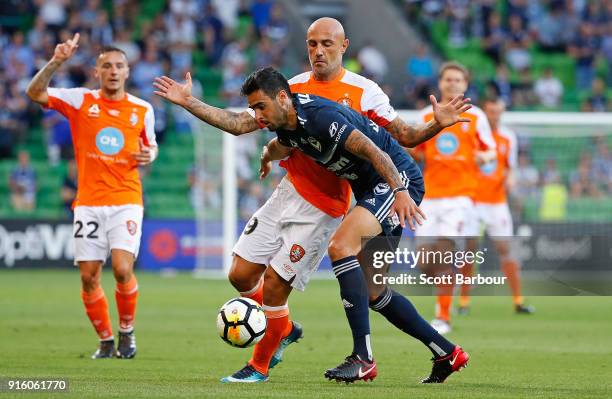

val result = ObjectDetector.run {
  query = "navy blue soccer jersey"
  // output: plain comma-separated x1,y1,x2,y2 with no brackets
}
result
275,93,422,200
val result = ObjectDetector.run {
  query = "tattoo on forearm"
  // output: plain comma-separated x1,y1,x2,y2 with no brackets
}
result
185,97,259,135
345,130,403,189
386,118,442,148
27,59,62,99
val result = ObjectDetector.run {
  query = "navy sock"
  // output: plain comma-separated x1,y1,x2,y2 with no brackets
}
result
370,287,455,358
332,256,372,361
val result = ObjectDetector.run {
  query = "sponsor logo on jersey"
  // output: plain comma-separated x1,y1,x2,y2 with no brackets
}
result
108,109,120,117
329,121,339,137
374,183,390,195
282,264,295,275
289,244,305,263
336,124,348,141
88,104,100,117
244,217,258,235
436,132,459,155
289,139,298,148
461,122,470,132
365,198,376,206
126,220,138,236
95,127,125,155
327,156,351,173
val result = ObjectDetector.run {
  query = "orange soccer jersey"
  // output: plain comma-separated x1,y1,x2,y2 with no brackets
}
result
47,88,156,207
281,68,398,217
416,105,495,199
474,126,518,204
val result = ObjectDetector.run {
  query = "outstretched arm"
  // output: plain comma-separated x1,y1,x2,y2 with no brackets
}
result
344,129,425,230
153,73,259,136
26,32,80,106
385,94,472,147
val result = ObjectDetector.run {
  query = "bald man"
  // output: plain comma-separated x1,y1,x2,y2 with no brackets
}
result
155,17,470,384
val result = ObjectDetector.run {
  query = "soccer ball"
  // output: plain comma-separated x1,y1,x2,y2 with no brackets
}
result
216,297,266,348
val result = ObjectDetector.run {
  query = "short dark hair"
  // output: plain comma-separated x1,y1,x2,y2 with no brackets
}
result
98,46,127,59
482,95,500,106
438,61,470,81
241,67,291,99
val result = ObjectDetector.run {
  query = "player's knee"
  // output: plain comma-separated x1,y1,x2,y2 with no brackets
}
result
80,271,100,292
228,258,261,292
112,262,133,284
327,238,353,261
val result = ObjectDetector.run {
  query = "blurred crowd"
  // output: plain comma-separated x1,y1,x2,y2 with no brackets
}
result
400,0,611,111
0,0,610,221
511,135,612,220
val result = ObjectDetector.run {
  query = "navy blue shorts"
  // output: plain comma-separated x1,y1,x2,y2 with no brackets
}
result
356,172,424,237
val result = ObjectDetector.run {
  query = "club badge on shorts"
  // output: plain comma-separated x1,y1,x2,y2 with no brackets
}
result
126,220,138,236
289,244,305,263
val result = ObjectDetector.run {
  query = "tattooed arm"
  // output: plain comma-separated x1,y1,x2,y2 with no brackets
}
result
344,129,404,191
153,73,259,136
384,94,472,147
344,129,425,230
26,33,80,106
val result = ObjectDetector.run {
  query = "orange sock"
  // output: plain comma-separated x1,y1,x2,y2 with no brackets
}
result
436,295,453,321
116,276,139,333
240,278,263,305
81,286,113,340
459,262,474,307
248,304,291,375
501,258,523,305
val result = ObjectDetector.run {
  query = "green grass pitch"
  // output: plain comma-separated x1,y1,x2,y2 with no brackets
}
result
1,269,611,399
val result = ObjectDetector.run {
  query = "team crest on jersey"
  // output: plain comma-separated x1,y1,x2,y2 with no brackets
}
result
307,137,322,151
480,159,497,175
126,220,138,236
374,183,390,195
130,110,138,126
88,104,100,117
289,244,305,263
337,94,353,108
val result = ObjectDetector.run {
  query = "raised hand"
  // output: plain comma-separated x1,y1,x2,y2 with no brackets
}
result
154,72,193,108
52,32,80,63
431,94,472,129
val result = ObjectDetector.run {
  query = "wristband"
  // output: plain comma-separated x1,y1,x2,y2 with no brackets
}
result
392,186,407,196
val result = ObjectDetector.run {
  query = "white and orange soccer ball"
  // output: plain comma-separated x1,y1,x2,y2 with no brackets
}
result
216,298,266,348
